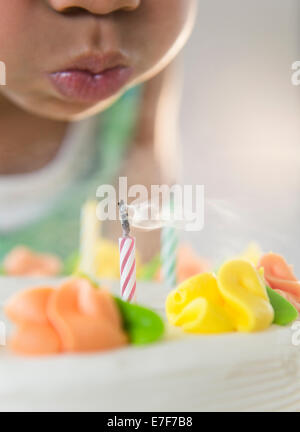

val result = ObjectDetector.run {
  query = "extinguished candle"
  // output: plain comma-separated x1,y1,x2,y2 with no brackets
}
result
118,200,136,302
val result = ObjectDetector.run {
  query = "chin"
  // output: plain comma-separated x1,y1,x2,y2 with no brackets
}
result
9,90,128,122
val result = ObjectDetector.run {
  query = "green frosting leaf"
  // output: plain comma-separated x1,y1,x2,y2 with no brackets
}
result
266,286,298,326
114,297,165,345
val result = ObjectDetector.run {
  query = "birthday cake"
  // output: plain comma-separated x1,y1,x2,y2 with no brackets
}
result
0,246,300,412
0,201,300,411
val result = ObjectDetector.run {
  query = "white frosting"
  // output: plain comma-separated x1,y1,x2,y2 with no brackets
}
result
0,277,299,412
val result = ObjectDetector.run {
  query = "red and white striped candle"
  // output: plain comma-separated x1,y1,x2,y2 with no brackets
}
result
119,236,136,302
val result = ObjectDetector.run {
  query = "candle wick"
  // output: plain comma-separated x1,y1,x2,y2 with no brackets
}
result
118,200,131,237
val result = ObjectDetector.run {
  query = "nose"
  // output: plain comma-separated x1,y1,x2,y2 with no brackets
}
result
48,0,140,14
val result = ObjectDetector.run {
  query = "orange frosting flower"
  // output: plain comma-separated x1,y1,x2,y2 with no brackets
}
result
258,253,300,313
5,278,128,356
3,246,62,277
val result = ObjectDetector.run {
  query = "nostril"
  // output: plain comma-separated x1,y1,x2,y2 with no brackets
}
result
49,0,141,15
58,6,90,16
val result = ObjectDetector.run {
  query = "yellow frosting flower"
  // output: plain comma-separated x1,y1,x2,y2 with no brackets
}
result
218,259,274,332
165,259,274,335
166,273,234,334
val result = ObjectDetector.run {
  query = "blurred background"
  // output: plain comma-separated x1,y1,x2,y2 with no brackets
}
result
180,0,300,269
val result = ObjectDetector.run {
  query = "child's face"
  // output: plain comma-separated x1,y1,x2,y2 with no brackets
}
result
0,0,196,120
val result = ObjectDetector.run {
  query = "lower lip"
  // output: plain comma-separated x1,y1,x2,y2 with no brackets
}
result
48,66,133,103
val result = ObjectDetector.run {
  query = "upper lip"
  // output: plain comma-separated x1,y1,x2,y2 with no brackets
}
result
51,51,130,75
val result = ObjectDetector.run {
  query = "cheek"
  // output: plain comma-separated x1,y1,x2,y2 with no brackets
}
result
0,1,29,48
146,0,192,40
129,0,195,70
146,0,194,24
0,0,33,79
